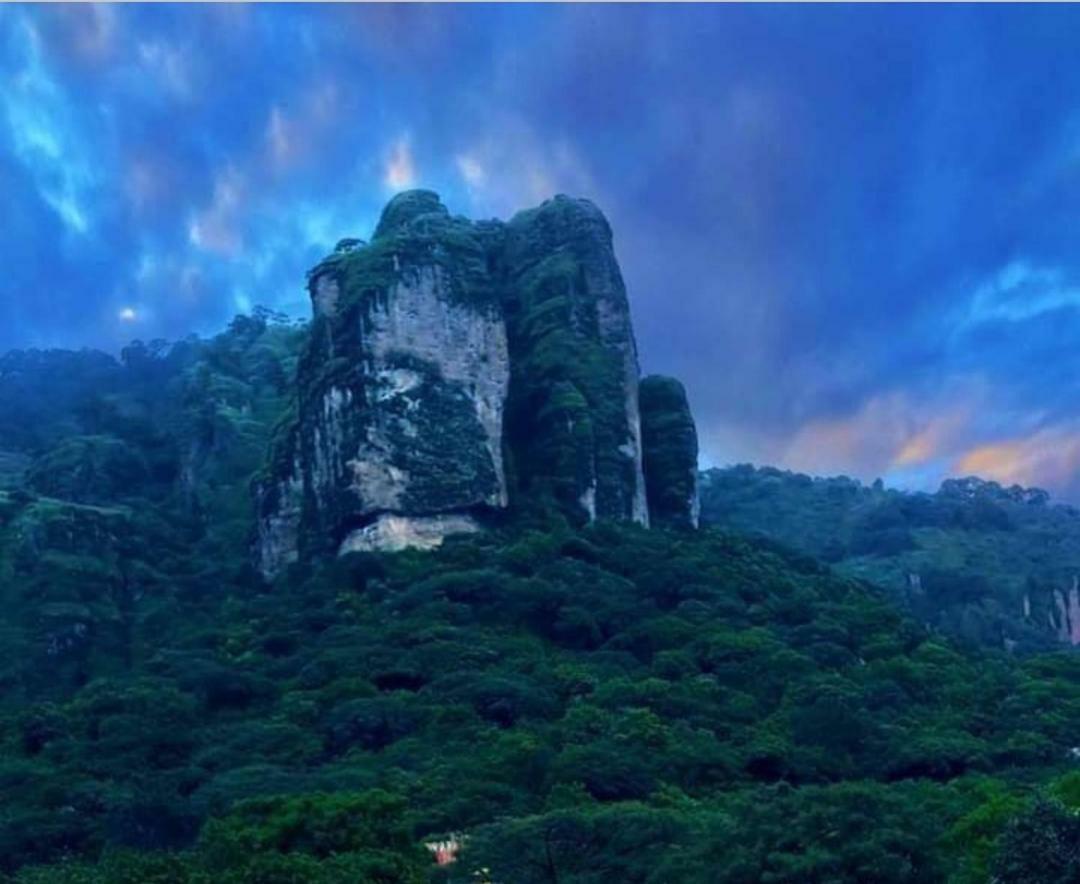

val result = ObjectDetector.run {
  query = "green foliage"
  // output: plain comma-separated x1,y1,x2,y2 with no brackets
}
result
2,513,1080,880
502,196,643,522
198,790,426,878
700,464,1080,650
7,311,1080,881
26,436,150,504
0,311,304,696
639,375,698,528
8,791,426,883
943,779,1026,884
989,798,1080,883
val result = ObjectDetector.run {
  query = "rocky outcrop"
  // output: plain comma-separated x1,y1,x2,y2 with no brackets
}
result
639,375,699,528
256,192,510,576
255,190,697,578
1050,577,1080,645
501,196,648,525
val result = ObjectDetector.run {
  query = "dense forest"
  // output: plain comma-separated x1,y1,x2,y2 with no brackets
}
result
700,466,1080,653
2,315,1080,882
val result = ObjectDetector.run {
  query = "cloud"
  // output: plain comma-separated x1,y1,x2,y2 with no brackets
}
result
782,390,929,481
266,106,294,169
449,120,598,218
2,16,98,234
769,371,1080,500
384,137,415,191
954,428,1080,495
5,4,1080,501
137,39,192,99
39,4,118,66
776,379,993,491
455,153,485,189
263,83,340,175
188,166,245,256
124,155,171,215
963,261,1080,327
892,406,973,468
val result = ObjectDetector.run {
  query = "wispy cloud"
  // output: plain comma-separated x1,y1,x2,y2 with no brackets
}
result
449,120,598,218
384,136,415,191
5,4,1080,501
3,16,97,234
188,166,245,256
137,38,192,100
964,261,1080,327
954,428,1080,494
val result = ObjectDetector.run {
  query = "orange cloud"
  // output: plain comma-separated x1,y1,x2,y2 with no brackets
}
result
894,433,935,466
782,381,984,486
953,429,1080,490
783,391,914,477
384,137,416,190
891,406,971,467
956,441,1026,480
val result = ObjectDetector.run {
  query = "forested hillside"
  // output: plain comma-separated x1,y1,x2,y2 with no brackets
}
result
0,320,1079,881
700,466,1080,654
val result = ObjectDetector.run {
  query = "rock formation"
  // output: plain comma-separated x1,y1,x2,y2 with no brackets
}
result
501,195,648,526
255,190,698,578
639,375,700,528
1050,577,1080,645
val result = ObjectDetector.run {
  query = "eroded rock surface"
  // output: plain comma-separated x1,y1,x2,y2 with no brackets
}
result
256,191,699,577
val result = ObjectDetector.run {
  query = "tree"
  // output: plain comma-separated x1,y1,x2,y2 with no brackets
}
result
990,798,1080,884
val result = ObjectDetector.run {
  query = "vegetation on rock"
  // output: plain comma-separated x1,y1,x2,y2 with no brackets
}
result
639,375,699,529
258,192,657,578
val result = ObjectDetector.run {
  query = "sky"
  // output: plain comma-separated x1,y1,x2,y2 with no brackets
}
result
4,4,1080,500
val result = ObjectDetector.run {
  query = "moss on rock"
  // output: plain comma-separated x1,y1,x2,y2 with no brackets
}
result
639,375,700,529
501,195,647,525
257,190,683,576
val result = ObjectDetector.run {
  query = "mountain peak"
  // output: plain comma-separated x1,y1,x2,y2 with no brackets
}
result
372,189,450,239
255,192,699,577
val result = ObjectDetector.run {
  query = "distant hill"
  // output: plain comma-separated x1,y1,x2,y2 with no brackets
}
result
700,465,1080,652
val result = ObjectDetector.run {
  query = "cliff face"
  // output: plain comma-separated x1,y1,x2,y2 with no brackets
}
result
256,191,697,578
256,192,510,575
502,196,648,525
1048,578,1080,646
639,375,700,529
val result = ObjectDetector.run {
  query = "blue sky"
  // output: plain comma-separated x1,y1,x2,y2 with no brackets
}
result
5,4,1080,499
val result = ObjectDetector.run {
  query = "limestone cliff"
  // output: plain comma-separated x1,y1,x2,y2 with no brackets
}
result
501,196,649,525
256,191,697,578
256,191,510,576
1048,577,1080,646
639,375,700,528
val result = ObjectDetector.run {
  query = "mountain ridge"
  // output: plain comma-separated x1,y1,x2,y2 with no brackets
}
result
700,463,1080,651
